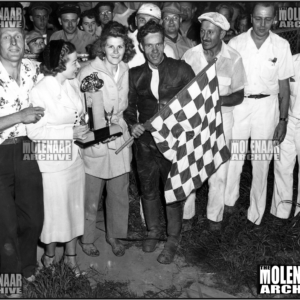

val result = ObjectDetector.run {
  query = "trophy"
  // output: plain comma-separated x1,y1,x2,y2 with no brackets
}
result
104,107,114,127
80,72,104,130
75,73,123,149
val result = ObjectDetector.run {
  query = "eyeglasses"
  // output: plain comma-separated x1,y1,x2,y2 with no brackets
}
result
163,15,180,22
99,10,112,16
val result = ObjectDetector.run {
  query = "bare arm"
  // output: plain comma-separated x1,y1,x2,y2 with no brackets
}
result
0,105,45,132
220,89,244,107
273,78,290,145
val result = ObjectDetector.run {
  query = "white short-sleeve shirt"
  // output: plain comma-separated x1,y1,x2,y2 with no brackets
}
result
182,41,247,114
228,28,294,96
0,59,41,144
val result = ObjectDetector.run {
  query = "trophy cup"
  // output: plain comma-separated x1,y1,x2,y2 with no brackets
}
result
80,72,104,130
75,73,123,149
104,107,114,127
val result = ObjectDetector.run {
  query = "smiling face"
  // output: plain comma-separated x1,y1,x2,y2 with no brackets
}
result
28,38,45,54
103,36,125,66
163,13,181,36
98,5,113,26
200,20,224,51
82,16,97,36
0,28,24,62
251,4,275,39
141,32,165,68
59,13,79,35
62,51,80,79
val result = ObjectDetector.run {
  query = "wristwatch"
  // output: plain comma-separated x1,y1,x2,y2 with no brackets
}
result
279,117,288,122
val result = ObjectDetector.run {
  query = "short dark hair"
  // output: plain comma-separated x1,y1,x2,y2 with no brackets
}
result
41,40,76,76
79,9,96,28
252,2,276,16
89,21,136,63
137,20,165,44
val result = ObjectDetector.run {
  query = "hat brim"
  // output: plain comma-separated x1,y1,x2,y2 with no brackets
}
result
198,17,229,31
30,6,52,14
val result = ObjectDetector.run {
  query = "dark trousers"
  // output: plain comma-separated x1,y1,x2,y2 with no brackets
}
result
0,139,43,277
134,139,181,208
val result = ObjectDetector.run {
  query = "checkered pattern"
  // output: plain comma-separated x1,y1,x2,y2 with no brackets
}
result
148,60,230,204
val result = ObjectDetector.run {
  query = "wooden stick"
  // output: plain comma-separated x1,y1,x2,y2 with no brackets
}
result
115,136,134,154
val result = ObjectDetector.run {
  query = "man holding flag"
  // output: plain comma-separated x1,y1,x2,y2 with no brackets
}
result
182,12,247,230
124,20,195,264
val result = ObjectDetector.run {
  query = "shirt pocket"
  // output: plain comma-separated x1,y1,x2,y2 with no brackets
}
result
260,59,278,82
218,76,231,96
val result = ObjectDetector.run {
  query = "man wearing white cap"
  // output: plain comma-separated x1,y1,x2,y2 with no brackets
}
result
182,12,247,230
224,2,294,226
128,3,175,69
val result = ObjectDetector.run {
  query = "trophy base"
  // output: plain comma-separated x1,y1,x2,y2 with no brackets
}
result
74,124,123,149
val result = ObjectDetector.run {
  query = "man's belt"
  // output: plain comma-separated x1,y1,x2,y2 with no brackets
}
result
1,136,29,145
245,94,270,99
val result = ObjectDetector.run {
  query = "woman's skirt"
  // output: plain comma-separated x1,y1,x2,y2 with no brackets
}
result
40,155,85,244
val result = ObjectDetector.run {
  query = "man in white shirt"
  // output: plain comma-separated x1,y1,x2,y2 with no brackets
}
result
271,54,300,221
128,3,176,69
182,12,247,230
113,2,135,27
0,19,45,286
225,2,294,226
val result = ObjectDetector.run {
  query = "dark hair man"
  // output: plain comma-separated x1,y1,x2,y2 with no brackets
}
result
179,2,201,45
79,9,98,38
50,3,96,54
28,2,53,44
0,8,45,293
94,2,115,37
124,21,195,264
225,2,294,226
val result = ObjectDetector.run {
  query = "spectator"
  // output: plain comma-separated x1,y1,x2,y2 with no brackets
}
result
94,2,115,37
179,2,201,45
216,3,236,36
113,2,135,27
79,9,98,38
162,2,195,59
128,3,176,69
25,31,45,56
50,3,96,54
235,13,251,34
127,11,137,32
28,2,53,43
230,3,244,34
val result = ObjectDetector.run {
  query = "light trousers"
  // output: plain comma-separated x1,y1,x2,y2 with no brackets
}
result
225,95,279,225
207,111,233,222
271,115,300,218
82,173,129,243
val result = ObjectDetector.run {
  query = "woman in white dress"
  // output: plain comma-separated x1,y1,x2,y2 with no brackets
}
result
27,40,89,275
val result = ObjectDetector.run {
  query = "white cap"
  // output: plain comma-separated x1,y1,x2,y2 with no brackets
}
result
198,12,230,31
137,3,161,20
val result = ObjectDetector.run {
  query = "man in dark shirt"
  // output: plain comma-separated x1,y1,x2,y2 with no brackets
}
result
124,20,195,264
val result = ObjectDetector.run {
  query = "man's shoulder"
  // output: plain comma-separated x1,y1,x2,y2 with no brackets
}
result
270,30,290,48
229,32,247,45
129,62,147,76
50,30,64,40
78,29,96,42
223,42,242,61
182,44,202,60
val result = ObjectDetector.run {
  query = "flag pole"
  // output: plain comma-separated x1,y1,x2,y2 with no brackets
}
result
115,58,218,155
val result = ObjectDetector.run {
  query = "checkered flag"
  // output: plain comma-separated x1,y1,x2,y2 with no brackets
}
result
146,59,230,204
